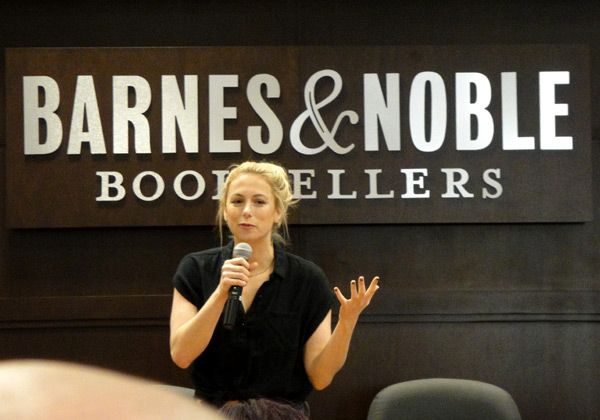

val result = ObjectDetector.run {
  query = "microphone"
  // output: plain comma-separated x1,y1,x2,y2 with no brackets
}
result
222,242,253,330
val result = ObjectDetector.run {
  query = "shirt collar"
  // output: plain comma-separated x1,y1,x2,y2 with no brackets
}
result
272,241,288,281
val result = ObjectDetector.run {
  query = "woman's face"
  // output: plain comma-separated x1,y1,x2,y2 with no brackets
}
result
223,173,281,246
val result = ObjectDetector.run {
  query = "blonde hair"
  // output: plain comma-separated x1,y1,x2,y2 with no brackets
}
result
217,161,298,245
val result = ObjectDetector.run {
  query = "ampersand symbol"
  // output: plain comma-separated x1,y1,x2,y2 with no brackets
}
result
290,69,359,155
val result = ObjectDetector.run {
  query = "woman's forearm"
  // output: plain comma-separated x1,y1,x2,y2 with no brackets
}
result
170,290,229,369
305,276,380,390
306,316,358,390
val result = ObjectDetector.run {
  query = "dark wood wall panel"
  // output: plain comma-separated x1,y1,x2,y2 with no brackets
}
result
1,1,600,420
0,323,188,385
309,321,600,420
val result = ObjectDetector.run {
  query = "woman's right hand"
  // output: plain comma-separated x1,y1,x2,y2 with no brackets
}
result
216,257,256,297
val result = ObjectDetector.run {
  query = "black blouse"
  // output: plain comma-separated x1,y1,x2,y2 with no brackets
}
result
173,241,334,407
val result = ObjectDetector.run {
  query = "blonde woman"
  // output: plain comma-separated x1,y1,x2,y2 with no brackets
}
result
169,161,379,416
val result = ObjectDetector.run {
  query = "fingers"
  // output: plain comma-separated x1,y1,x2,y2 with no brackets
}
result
333,286,347,304
350,279,358,299
365,276,380,297
220,257,252,289
335,275,380,304
351,276,379,297
230,256,251,269
222,257,250,275
358,276,367,294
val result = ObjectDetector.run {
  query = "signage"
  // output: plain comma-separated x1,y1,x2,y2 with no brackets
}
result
4,46,592,227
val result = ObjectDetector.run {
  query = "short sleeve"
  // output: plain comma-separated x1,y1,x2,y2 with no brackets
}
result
172,254,204,307
300,263,336,344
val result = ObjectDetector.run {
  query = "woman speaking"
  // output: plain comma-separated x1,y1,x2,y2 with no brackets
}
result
169,161,379,416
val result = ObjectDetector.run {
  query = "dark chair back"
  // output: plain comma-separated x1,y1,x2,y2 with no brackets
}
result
367,378,521,420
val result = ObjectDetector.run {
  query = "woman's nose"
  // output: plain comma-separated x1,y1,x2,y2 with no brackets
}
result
242,202,253,216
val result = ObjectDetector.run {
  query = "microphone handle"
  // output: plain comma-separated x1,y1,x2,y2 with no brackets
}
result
228,285,242,300
222,285,242,330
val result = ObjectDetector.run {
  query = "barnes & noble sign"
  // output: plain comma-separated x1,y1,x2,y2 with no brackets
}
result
4,46,591,227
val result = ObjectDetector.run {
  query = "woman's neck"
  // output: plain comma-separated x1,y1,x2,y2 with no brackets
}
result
235,238,274,267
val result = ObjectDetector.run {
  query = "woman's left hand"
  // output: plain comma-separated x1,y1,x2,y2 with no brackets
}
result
334,276,380,326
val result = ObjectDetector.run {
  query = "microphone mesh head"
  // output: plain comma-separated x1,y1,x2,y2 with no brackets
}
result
233,242,253,260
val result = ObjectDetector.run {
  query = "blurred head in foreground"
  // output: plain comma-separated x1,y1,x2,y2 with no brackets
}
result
219,398,309,420
0,359,225,420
